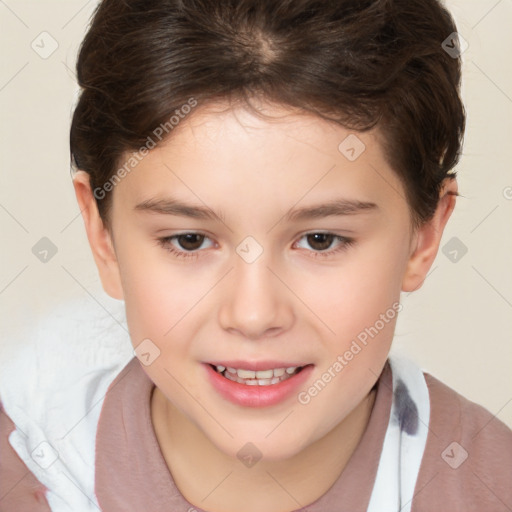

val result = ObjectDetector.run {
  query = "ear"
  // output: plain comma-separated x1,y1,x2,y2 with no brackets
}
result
402,177,458,292
72,171,124,300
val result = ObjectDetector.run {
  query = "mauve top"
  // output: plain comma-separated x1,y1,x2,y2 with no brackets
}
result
1,358,512,511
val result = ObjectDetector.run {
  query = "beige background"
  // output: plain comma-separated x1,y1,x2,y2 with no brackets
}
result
0,1,511,428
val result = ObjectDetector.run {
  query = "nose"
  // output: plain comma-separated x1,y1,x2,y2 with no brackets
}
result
218,251,294,340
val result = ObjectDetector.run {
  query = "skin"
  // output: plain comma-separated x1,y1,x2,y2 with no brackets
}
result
73,100,457,512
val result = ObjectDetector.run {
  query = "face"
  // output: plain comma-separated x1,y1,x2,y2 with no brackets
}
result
100,102,417,460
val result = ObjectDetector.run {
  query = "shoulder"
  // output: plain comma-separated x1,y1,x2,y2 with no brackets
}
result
412,372,512,512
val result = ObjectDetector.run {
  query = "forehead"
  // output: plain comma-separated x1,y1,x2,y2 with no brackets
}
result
111,101,409,225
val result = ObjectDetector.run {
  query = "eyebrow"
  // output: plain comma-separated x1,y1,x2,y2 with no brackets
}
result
134,196,378,222
285,198,378,221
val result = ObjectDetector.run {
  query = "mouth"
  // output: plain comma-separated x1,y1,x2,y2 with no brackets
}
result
204,361,315,407
207,363,310,386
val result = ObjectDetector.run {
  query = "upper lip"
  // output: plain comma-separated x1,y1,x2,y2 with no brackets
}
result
206,360,312,371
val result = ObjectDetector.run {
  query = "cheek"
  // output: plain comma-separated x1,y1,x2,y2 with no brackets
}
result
119,259,205,394
116,240,198,346
293,239,405,426
299,235,406,341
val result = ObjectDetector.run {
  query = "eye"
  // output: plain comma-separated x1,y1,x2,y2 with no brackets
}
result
157,231,354,261
157,233,214,259
294,232,354,258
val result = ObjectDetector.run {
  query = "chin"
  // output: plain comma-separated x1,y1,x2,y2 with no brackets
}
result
211,430,310,464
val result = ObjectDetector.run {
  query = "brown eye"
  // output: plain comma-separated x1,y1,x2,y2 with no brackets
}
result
157,232,214,260
306,233,335,251
176,233,205,250
294,232,354,259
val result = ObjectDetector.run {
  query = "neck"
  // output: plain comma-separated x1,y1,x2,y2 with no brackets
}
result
151,386,376,512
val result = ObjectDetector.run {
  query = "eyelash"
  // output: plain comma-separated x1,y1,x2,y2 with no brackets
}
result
156,232,355,260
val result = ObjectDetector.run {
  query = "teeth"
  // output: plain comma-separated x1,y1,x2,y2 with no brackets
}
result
215,364,304,386
215,365,300,379
224,371,286,386
237,369,257,379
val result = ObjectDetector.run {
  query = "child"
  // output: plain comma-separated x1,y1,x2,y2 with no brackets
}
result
1,0,511,511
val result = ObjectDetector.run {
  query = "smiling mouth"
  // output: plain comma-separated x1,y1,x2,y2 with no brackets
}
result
208,363,309,386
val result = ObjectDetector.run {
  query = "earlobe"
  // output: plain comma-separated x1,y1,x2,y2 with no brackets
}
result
401,178,458,292
72,171,124,300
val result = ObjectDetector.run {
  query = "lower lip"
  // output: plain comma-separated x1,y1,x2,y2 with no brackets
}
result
203,363,314,408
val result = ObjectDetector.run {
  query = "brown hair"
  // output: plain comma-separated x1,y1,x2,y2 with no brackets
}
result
70,0,465,230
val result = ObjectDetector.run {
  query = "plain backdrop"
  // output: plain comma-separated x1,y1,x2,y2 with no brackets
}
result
0,0,511,428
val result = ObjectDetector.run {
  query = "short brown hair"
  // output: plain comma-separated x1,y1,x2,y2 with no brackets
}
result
70,0,465,229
